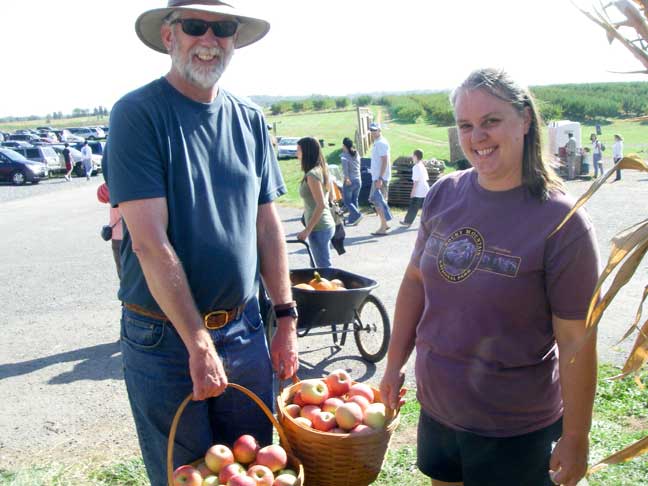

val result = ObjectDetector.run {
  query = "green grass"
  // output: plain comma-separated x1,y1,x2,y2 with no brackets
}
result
3,365,642,485
0,116,108,132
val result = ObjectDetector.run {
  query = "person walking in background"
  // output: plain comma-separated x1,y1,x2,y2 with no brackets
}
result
564,132,577,180
380,68,599,486
97,182,123,279
400,148,430,227
590,133,603,178
368,122,393,235
102,2,298,485
340,137,362,226
296,136,336,267
62,143,73,181
613,133,624,181
80,140,93,181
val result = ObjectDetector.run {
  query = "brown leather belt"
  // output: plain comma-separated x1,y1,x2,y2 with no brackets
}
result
123,302,247,330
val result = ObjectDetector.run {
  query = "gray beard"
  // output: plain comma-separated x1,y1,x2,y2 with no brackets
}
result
169,41,232,90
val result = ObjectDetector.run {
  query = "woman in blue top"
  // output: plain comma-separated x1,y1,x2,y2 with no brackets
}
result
341,137,363,225
297,137,336,267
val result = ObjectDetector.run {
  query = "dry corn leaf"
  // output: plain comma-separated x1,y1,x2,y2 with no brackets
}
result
617,285,648,344
586,239,648,329
589,436,648,474
549,155,648,238
609,318,648,380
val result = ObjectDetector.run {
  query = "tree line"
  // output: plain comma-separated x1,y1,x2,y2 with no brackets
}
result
0,106,109,124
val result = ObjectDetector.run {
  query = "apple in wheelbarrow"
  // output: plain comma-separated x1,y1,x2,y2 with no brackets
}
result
172,464,203,486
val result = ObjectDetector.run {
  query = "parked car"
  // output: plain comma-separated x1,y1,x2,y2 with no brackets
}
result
0,148,48,185
8,133,42,144
66,127,105,140
50,144,101,177
0,141,34,149
11,145,62,173
73,140,105,156
277,137,300,159
53,129,83,143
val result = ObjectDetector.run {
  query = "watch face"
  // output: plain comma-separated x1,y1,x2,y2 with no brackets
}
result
276,306,298,319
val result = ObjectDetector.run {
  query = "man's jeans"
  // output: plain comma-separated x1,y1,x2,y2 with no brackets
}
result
343,179,361,222
369,181,393,221
120,297,273,486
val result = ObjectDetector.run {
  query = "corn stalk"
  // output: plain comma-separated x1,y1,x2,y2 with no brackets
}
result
566,3,648,473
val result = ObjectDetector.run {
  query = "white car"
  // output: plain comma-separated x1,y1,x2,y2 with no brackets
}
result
277,137,300,159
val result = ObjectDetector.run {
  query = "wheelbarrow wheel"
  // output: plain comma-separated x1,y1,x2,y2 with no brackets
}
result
354,294,390,363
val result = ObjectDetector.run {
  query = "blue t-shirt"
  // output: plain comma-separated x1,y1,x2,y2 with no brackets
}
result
104,77,286,312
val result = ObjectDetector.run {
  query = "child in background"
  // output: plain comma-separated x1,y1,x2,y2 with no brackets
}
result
400,149,430,227
97,183,123,279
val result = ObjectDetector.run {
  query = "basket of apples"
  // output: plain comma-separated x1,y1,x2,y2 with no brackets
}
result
168,383,305,486
276,370,403,486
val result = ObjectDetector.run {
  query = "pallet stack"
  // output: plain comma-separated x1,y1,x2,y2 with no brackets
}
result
387,157,445,207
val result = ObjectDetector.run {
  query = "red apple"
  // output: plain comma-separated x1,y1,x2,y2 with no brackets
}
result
324,369,352,396
321,397,344,414
227,474,256,486
173,465,203,486
363,402,387,429
233,434,260,465
312,410,337,432
294,416,312,428
300,379,329,405
291,391,306,407
205,444,234,473
196,462,212,478
273,473,298,486
350,424,373,435
285,403,301,419
346,395,370,412
347,383,374,403
219,463,246,484
247,464,274,486
335,402,363,430
256,444,288,472
300,404,321,423
202,475,219,486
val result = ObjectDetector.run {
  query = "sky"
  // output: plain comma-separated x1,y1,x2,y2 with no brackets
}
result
1,0,647,118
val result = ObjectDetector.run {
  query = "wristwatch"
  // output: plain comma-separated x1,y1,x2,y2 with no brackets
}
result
274,301,298,319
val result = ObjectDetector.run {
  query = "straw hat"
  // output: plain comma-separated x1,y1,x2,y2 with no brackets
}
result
135,1,270,53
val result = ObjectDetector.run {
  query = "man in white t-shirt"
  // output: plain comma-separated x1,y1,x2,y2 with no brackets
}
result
400,149,430,227
80,140,93,181
368,122,393,235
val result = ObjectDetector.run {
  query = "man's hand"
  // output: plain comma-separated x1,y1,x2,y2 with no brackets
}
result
375,179,383,189
549,434,589,486
188,340,228,401
270,317,298,380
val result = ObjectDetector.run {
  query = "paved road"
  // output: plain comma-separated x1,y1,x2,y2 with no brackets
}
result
0,170,646,467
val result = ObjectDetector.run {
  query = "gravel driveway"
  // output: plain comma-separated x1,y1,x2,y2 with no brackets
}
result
1,171,646,470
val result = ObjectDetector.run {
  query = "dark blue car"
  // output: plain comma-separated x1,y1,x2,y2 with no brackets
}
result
0,148,48,185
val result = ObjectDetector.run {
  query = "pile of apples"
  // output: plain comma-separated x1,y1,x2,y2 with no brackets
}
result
173,435,298,486
283,369,388,434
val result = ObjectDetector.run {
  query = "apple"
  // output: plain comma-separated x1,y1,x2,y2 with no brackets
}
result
321,397,344,414
335,402,363,430
347,383,374,403
346,395,370,412
300,379,329,405
363,402,387,429
294,416,312,428
227,474,256,486
285,403,301,419
277,469,297,478
312,410,337,432
202,475,219,486
256,444,288,472
300,404,321,423
173,465,203,486
291,391,306,407
273,474,298,486
205,444,235,473
350,424,373,435
233,434,260,465
247,464,274,486
197,462,212,478
324,369,352,396
219,463,246,485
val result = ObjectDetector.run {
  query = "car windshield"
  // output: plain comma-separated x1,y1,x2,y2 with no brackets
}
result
279,138,299,146
41,147,57,158
0,148,29,162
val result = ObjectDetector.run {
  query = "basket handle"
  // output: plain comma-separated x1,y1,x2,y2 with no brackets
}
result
166,383,297,486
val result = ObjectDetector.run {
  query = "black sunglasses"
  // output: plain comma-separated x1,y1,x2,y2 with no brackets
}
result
170,18,239,38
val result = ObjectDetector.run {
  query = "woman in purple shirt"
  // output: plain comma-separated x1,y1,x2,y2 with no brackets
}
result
380,69,600,486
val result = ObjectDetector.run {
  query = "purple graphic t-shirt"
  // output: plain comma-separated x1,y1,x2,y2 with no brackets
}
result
411,169,600,438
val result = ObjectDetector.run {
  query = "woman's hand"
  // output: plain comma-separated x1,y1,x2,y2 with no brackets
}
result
379,366,406,410
344,178,351,186
549,433,589,486
297,229,309,241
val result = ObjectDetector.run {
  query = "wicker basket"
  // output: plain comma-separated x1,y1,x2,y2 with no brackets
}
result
277,379,400,486
167,383,305,486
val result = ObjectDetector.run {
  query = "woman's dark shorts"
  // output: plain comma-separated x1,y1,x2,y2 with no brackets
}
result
417,409,562,486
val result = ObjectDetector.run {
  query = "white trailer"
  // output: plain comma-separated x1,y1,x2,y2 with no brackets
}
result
547,120,581,155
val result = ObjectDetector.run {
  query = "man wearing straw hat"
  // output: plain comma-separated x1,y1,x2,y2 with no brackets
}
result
103,2,299,484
